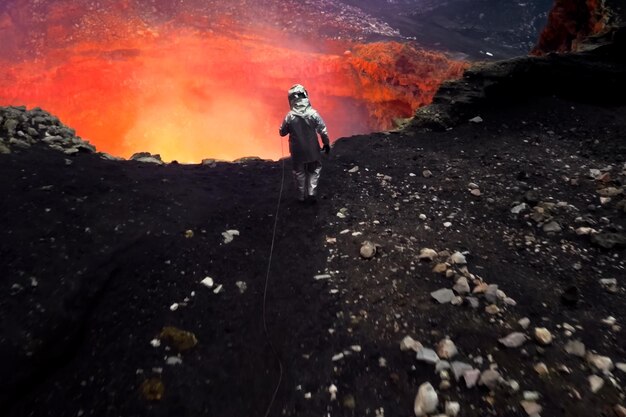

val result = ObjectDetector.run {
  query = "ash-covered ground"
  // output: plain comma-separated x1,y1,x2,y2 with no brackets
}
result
1,89,625,417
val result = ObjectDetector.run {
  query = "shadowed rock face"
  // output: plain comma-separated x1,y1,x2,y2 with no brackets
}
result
409,23,626,131
532,0,625,54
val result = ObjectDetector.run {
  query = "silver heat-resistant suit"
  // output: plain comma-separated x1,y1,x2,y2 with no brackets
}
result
279,84,330,201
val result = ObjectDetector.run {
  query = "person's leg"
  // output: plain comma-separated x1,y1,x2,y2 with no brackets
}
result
292,162,306,202
306,161,322,200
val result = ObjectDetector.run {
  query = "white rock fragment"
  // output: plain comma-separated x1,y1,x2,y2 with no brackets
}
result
222,229,240,244
332,353,345,362
449,252,467,265
431,288,455,304
437,338,458,359
523,391,540,401
519,317,531,329
564,340,586,357
453,277,470,295
201,277,214,288
534,328,553,345
445,401,460,417
463,369,481,388
329,384,338,401
479,369,501,390
443,222,452,228
589,375,604,393
150,339,161,348
314,274,332,280
511,203,529,214
213,284,224,294
418,248,438,261
169,303,179,311
166,356,183,366
400,336,423,353
469,116,483,123
348,166,359,173
451,361,473,381
587,353,614,373
416,348,440,364
499,332,528,348
414,382,439,417
235,281,247,294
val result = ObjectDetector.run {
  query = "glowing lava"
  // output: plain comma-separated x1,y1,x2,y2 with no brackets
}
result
0,1,467,162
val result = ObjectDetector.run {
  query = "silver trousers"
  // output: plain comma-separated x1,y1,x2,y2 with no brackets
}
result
293,161,322,200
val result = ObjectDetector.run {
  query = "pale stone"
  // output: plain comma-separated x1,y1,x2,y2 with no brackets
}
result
534,328,553,345
437,338,458,359
453,277,470,295
479,369,501,390
463,369,481,388
414,382,438,417
589,375,604,393
417,348,440,364
534,363,549,376
587,353,614,373
400,336,423,353
433,263,448,274
419,248,438,262
485,304,500,315
445,401,460,417
499,332,527,348
564,340,586,357
431,288,455,304
449,252,467,265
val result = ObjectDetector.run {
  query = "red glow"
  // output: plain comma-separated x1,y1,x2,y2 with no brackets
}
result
0,2,467,162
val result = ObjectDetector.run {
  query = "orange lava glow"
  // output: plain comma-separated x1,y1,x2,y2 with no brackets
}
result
0,2,467,162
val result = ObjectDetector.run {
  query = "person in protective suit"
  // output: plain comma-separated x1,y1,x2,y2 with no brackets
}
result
279,84,331,203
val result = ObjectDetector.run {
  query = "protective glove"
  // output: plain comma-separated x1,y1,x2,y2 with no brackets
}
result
322,144,331,154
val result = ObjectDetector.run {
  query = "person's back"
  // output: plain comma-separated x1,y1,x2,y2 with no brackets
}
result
279,84,330,203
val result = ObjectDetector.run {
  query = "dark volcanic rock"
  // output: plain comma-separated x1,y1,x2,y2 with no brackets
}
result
0,107,96,155
409,25,626,130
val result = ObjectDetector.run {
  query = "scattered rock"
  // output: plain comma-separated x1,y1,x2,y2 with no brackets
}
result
449,252,467,265
360,241,378,259
417,348,440,364
469,116,483,123
433,263,448,274
519,318,531,329
479,369,501,390
348,166,359,173
534,363,549,376
511,203,529,214
485,304,501,315
414,382,438,417
589,375,604,393
534,328,553,345
201,277,214,288
222,229,240,244
564,340,586,357
445,401,460,417
587,353,614,373
499,332,527,348
520,400,542,415
423,170,433,178
451,361,473,381
485,285,499,304
166,356,183,366
453,277,470,295
419,248,438,262
436,338,458,359
159,327,198,351
470,189,482,197
400,336,423,353
235,281,247,294
329,384,338,401
463,369,480,388
431,288,455,304
140,378,165,401
591,233,626,249
543,221,562,233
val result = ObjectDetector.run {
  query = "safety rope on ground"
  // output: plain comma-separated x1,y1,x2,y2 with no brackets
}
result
262,140,286,417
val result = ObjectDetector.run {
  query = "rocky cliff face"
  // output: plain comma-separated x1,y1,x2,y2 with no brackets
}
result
532,0,625,54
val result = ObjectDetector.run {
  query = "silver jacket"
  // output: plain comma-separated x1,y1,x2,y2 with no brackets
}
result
279,84,330,165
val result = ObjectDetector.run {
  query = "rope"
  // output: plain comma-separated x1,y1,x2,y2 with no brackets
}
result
262,140,286,417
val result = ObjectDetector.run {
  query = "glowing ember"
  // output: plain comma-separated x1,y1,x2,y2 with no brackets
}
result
0,1,467,162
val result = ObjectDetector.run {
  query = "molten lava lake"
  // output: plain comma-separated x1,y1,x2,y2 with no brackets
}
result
0,1,467,162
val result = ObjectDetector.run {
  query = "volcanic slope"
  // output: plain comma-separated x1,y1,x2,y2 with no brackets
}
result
1,95,626,417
